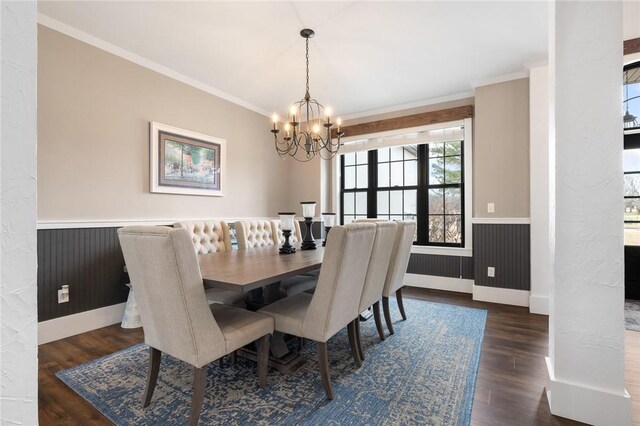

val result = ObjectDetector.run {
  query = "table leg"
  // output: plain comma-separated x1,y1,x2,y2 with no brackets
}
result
270,332,290,358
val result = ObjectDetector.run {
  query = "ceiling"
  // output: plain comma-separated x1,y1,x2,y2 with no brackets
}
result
38,1,551,117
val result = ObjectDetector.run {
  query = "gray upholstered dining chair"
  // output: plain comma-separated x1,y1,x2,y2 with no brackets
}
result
118,226,274,426
353,221,398,360
381,221,417,335
258,223,376,400
174,220,246,308
234,219,276,249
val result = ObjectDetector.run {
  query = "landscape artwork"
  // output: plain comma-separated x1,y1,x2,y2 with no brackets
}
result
150,122,226,196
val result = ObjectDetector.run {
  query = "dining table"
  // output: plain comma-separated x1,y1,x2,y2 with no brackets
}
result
198,242,324,292
197,241,325,373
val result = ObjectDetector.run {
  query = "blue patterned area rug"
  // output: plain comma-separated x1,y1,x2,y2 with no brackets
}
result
56,299,487,425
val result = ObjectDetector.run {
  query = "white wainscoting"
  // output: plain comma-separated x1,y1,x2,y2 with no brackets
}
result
38,303,127,345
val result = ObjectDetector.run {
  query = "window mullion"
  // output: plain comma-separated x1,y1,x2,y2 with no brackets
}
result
367,150,377,218
417,144,428,245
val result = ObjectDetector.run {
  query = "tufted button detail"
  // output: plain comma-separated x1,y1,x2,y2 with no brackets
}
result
174,220,230,254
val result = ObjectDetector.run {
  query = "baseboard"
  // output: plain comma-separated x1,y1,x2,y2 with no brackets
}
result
546,357,632,425
404,273,473,294
472,285,530,307
38,302,126,345
529,294,549,315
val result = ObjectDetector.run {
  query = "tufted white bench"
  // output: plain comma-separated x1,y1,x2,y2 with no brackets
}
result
173,220,232,254
234,220,276,250
173,220,246,307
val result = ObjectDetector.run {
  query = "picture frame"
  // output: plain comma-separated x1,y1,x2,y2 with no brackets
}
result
150,122,226,197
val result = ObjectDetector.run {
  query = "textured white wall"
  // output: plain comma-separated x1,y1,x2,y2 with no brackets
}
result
548,1,631,424
529,64,551,315
0,1,38,424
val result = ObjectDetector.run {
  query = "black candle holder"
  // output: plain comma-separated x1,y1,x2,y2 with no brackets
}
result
279,229,296,255
301,217,317,250
322,226,332,247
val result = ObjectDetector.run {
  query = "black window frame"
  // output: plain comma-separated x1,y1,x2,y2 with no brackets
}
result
624,61,640,132
624,133,640,228
339,137,465,247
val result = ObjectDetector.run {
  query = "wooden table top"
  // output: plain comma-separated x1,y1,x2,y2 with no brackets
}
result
199,243,324,292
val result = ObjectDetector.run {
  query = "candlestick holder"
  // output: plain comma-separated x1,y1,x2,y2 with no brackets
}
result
322,212,336,247
278,212,297,255
301,201,317,250
279,229,296,254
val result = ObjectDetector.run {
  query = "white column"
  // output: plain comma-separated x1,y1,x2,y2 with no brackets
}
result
529,63,551,315
0,1,38,424
547,1,631,425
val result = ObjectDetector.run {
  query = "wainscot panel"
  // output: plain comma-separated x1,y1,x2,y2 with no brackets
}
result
472,223,530,290
408,253,475,279
37,227,128,322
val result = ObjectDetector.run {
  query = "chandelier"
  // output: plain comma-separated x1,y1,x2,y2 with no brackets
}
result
270,29,343,162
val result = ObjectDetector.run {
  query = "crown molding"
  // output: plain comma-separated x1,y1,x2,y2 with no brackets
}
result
37,13,270,117
471,70,530,89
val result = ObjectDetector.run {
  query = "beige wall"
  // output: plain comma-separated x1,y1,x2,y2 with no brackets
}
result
474,78,530,218
38,26,289,222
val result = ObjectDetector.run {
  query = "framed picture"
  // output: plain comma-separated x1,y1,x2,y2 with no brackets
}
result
150,122,226,197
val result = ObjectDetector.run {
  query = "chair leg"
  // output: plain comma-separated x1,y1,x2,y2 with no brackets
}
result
188,367,207,426
218,358,224,368
142,347,161,408
373,301,385,341
355,317,364,361
257,334,271,388
383,296,395,335
347,321,362,368
396,287,407,321
317,341,334,400
231,350,238,365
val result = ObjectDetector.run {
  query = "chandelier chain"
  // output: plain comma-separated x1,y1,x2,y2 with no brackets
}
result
305,38,310,98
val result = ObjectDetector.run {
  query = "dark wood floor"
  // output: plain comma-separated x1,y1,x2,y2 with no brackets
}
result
38,288,637,425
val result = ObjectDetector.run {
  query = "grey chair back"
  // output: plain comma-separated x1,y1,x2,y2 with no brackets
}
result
118,226,225,367
359,221,398,311
302,223,376,342
382,221,417,298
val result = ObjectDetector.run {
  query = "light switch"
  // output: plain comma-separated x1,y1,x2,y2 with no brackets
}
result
487,203,495,213
487,267,495,277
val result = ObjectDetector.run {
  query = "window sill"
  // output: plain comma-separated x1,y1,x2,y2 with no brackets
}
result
411,245,473,257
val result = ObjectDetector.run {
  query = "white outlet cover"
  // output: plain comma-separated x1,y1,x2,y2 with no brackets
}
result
487,266,495,277
58,289,69,303
487,203,495,213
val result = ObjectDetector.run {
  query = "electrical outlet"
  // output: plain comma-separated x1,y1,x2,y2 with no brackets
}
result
487,267,495,278
58,285,69,304
487,203,495,213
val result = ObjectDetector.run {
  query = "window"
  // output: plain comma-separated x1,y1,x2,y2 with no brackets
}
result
624,62,640,130
341,151,369,224
340,127,466,247
625,147,640,246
